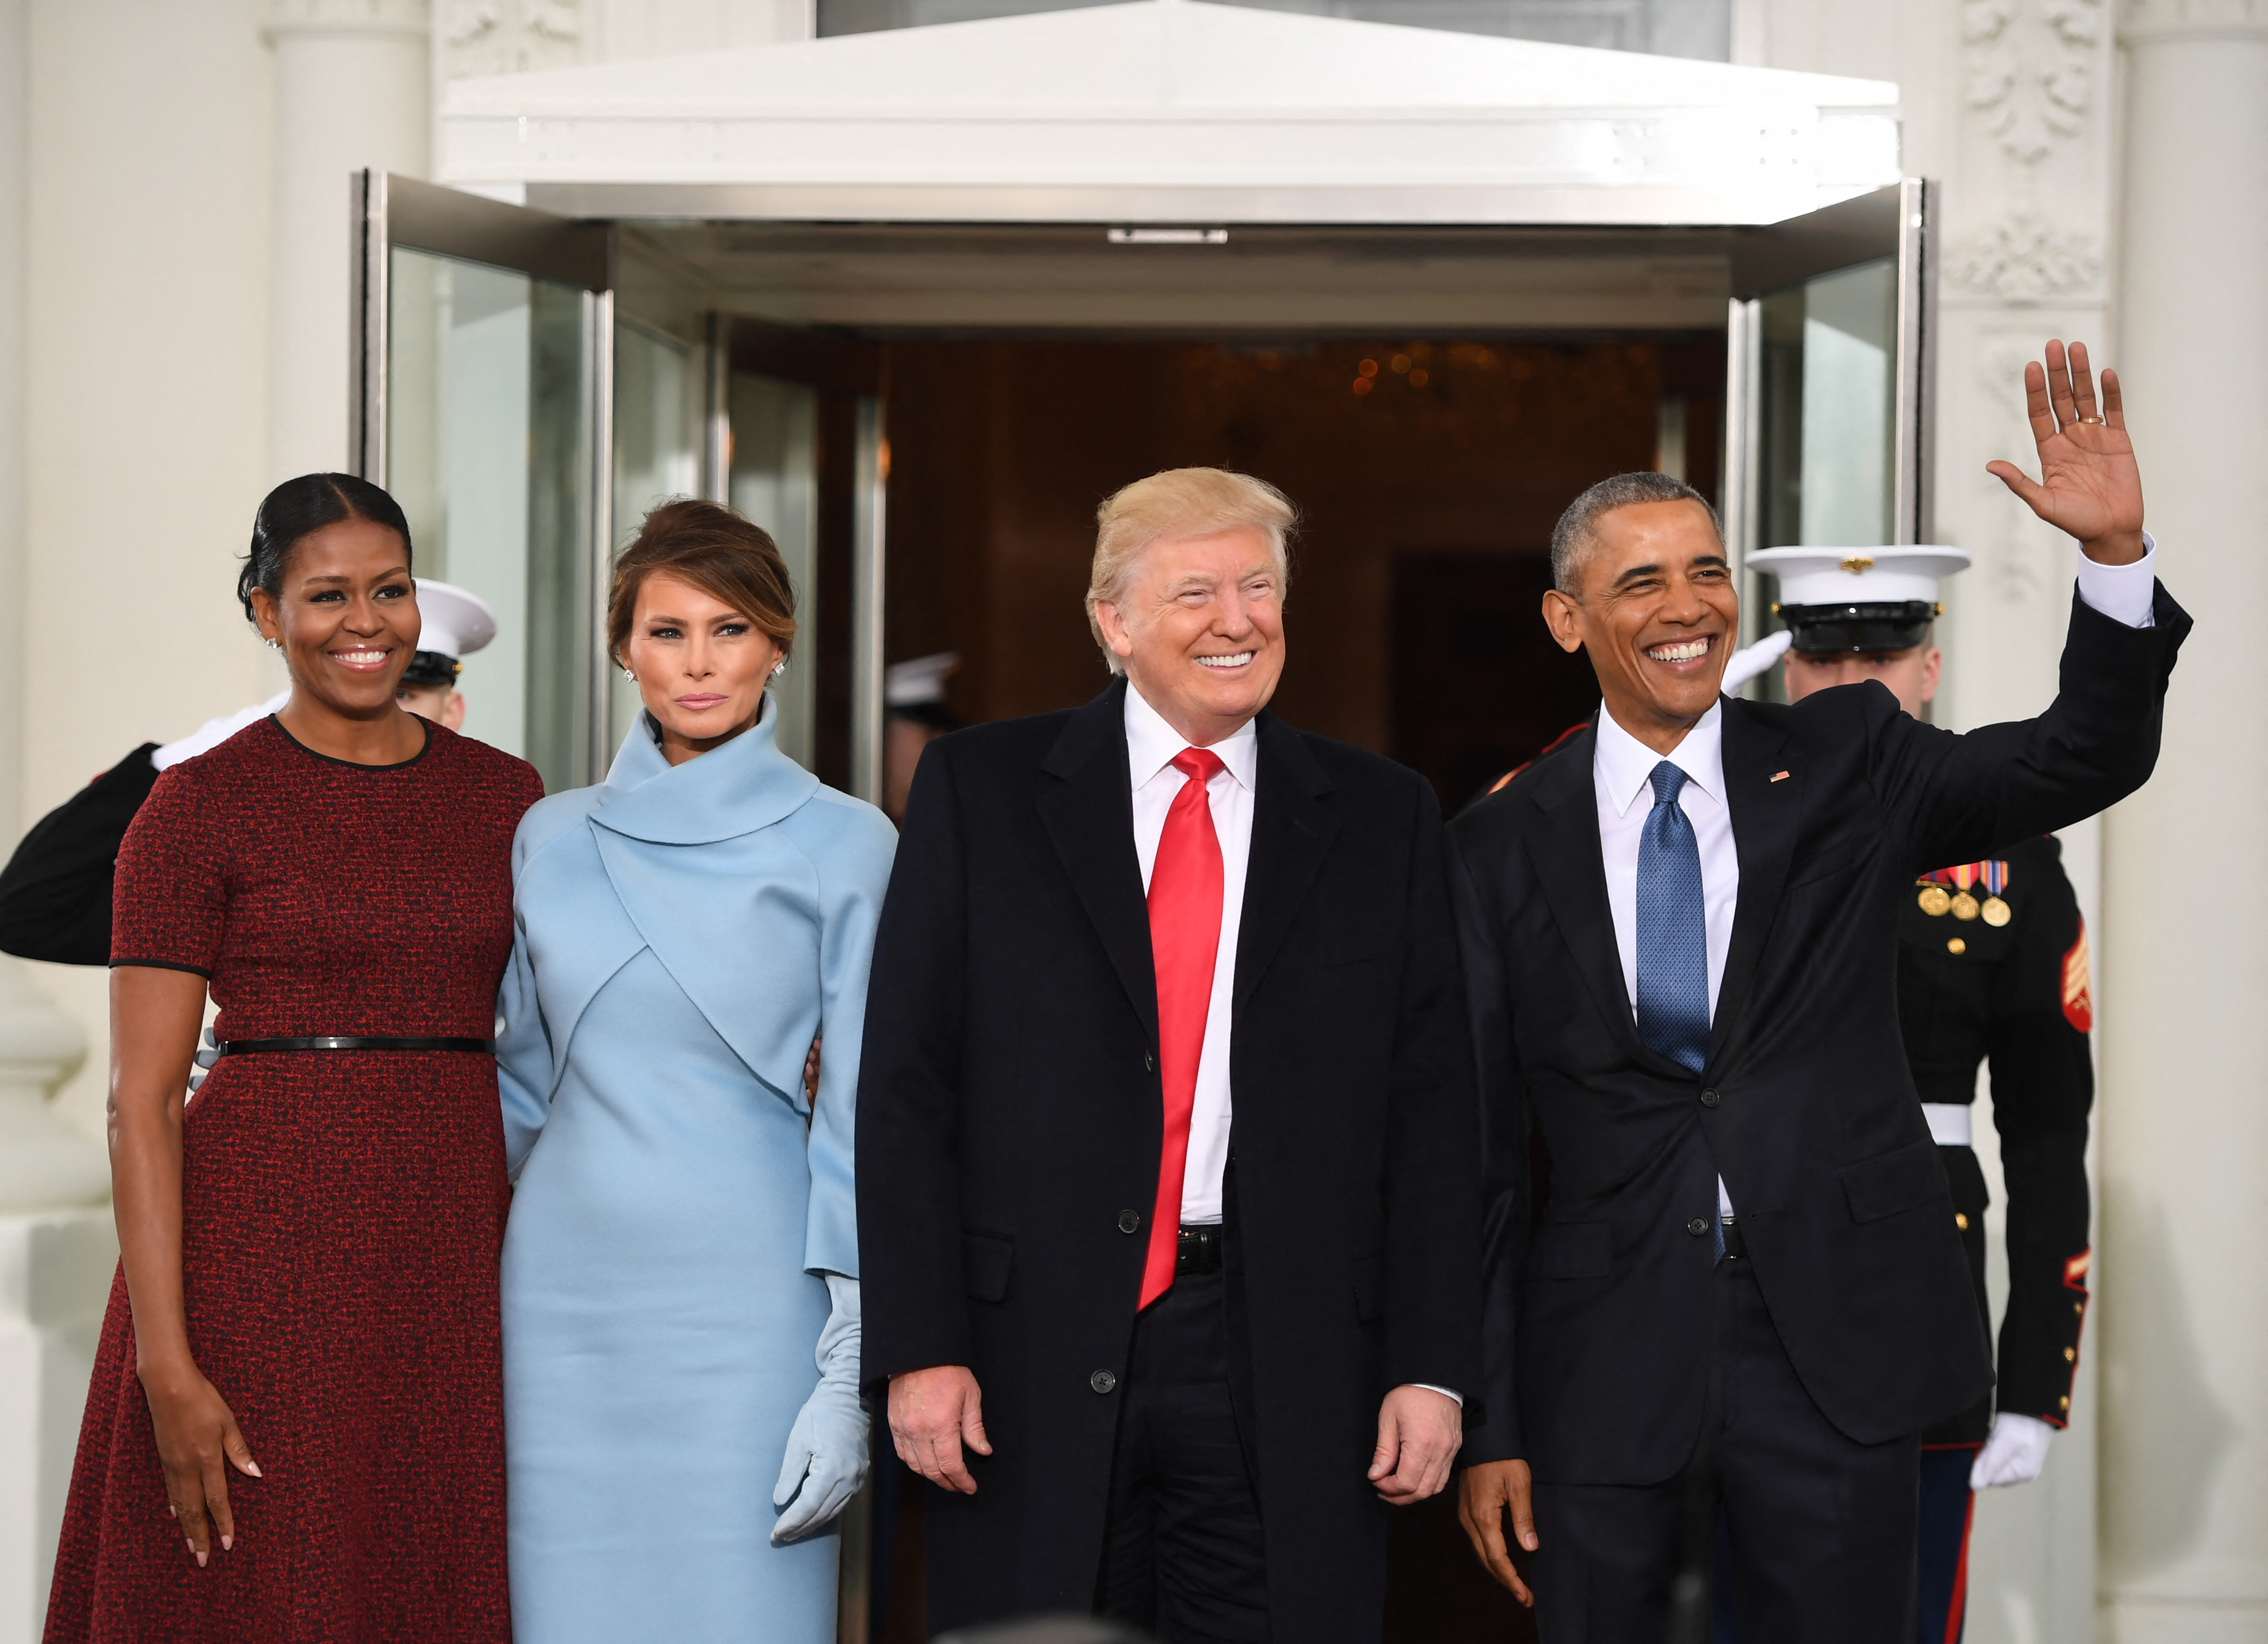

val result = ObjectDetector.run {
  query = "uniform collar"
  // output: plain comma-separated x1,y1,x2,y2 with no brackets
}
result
1594,697,1726,818
1124,677,1259,794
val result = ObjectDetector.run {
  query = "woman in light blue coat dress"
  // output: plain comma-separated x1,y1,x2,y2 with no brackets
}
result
496,501,896,1643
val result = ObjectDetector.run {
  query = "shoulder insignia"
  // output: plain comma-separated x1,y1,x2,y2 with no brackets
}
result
2062,918,2093,1032
1486,720,1591,797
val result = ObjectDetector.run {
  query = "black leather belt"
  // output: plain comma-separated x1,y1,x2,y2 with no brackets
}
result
1177,1224,1223,1276
217,1036,496,1055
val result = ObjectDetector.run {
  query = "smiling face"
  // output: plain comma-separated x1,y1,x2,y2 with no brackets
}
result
1092,525,1286,747
1783,643,1940,718
619,572,781,766
1542,498,1738,755
249,517,419,718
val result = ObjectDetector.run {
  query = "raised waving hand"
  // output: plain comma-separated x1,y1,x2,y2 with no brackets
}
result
1986,338,2146,564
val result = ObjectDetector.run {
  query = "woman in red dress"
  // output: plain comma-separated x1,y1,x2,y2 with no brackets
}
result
45,474,542,1644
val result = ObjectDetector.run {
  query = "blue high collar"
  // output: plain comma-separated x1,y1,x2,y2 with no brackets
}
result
589,693,820,846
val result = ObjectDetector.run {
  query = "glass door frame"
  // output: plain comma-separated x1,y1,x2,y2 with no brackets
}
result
1721,177,1936,650
348,170,619,785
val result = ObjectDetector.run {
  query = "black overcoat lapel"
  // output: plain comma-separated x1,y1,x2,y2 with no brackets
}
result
1705,698,1800,1071
1234,711,1339,1008
1036,679,1158,1039
1520,724,1659,1062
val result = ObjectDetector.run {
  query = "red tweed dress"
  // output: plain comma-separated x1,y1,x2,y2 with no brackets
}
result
45,715,542,1644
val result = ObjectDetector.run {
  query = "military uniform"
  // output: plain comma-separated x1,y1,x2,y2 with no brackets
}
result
1901,833,2093,1640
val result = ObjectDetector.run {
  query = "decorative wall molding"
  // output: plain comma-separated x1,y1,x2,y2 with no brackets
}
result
1973,339,2058,603
2121,0,2268,42
439,0,582,79
265,0,430,41
1964,0,2105,165
1945,211,2103,301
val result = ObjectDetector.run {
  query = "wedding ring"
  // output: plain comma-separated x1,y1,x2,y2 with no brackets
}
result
2078,415,2106,425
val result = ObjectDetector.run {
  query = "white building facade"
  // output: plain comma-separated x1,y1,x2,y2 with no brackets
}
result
0,0,2259,1639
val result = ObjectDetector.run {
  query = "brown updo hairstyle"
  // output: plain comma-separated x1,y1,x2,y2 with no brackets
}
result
607,498,798,669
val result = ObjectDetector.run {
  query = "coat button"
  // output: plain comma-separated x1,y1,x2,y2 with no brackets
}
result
1091,1369,1118,1395
1700,1088,1721,1109
1117,1209,1142,1235
1686,1217,1709,1237
1145,1051,1156,1073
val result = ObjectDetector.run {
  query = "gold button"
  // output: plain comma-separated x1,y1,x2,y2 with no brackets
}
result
2075,1302,2086,1315
1948,938,1967,955
1954,1212,1969,1230
2059,1396,2071,1410
2065,1347,2077,1361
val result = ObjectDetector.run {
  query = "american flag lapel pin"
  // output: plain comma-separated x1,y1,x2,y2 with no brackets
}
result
1769,770,1791,783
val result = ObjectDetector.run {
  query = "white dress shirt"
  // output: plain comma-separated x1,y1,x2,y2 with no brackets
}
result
1592,540,2161,1223
1126,682,1256,1226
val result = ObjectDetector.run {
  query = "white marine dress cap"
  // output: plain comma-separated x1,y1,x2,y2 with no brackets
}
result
413,579,499,661
1746,546,1972,608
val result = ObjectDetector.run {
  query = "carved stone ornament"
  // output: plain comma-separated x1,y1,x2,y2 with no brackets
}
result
1964,0,2105,165
1947,212,2104,301
1976,341,2055,603
440,0,581,79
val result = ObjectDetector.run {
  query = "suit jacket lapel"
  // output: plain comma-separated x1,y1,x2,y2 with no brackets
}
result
1234,711,1339,1008
1521,724,1659,1061
1707,699,1799,1068
1036,679,1158,1040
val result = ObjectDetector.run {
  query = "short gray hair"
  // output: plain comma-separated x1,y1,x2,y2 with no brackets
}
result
1549,472,1722,594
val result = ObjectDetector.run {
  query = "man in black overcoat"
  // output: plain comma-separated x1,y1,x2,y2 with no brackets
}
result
857,467,1482,1642
1448,341,2188,1641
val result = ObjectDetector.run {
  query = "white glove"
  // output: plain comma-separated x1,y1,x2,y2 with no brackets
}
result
1969,1411,2055,1489
153,690,292,771
1719,629,1793,695
772,1273,868,1542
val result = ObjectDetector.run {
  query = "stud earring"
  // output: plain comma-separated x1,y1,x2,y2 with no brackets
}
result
265,638,281,651
771,660,786,677
622,667,635,682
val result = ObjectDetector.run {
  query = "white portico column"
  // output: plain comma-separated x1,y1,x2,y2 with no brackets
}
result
0,5,109,1641
264,0,429,482
2099,2,2268,1639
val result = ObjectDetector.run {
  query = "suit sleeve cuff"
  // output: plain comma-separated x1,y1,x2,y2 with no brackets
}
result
2074,531,2158,629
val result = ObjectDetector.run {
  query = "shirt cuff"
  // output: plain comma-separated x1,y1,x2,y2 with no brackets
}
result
1412,1383,1464,1407
2073,530,2157,629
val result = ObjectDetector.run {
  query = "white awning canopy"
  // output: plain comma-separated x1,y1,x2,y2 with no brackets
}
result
437,0,1900,226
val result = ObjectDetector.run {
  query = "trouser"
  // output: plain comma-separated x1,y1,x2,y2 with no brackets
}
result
1535,1248,1921,1644
1095,1270,1271,1644
1914,1446,1980,1644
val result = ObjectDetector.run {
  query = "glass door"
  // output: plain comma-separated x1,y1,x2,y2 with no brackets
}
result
351,172,614,792
1722,179,1935,666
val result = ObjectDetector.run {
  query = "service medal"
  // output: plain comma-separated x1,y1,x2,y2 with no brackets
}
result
1951,892,1980,921
1918,885,1952,917
1982,896,2011,927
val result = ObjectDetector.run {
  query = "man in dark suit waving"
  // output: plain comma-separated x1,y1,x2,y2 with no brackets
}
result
858,468,1480,1642
1449,340,2187,1642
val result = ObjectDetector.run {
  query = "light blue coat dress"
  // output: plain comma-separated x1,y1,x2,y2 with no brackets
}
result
496,700,895,1643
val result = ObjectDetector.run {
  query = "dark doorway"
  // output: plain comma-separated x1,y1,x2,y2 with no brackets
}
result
882,333,1722,776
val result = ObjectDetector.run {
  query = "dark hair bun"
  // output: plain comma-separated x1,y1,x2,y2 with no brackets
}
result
239,473,412,624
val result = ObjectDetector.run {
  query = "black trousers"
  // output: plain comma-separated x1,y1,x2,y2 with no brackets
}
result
1095,1272,1271,1644
1533,1255,1920,1644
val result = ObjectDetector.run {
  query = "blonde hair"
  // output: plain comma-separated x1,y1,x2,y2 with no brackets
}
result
1085,468,1297,674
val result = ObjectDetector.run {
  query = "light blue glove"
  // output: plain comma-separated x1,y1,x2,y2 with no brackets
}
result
772,1273,868,1542
189,1025,219,1094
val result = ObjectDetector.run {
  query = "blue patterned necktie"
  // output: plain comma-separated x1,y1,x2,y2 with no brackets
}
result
1636,761,1710,1072
1635,760,1717,1257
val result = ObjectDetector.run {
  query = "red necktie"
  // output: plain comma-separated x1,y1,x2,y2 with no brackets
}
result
1139,747,1226,1309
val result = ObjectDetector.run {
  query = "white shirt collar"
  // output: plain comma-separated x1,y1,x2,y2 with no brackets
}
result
1593,698,1726,818
1124,678,1260,792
